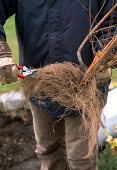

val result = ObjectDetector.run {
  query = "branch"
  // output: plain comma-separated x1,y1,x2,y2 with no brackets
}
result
77,3,117,65
82,34,117,82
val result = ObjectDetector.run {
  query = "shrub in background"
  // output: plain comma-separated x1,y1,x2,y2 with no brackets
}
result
98,144,117,170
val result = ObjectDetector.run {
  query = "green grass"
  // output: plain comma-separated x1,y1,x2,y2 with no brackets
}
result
111,69,117,87
4,15,19,64
0,15,117,93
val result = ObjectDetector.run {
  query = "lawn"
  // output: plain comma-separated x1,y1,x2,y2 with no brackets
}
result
111,69,117,87
0,15,117,93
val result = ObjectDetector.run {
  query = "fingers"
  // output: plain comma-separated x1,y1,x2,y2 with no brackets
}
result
12,65,18,82
105,68,112,78
5,65,13,84
0,65,18,85
0,69,6,85
96,68,112,87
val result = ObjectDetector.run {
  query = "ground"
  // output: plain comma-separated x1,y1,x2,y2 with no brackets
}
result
0,110,41,170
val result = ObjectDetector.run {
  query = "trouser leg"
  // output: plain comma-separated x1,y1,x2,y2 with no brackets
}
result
65,115,98,170
29,103,68,170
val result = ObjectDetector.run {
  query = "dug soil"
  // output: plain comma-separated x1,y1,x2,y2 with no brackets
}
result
0,109,41,170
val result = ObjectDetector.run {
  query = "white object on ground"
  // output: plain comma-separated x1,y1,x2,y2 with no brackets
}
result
98,87,117,146
0,91,25,112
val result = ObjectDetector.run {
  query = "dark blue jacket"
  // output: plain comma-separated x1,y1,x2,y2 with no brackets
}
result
0,0,117,117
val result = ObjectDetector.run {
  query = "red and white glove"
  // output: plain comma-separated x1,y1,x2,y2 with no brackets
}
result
0,39,18,85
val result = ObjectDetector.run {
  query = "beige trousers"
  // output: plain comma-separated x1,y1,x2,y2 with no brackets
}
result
30,103,98,170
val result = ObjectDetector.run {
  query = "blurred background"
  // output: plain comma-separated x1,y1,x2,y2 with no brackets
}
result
0,15,117,170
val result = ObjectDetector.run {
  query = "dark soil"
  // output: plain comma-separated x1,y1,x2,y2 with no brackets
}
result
0,110,41,170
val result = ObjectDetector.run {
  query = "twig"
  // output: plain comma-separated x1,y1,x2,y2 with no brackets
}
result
77,3,117,65
82,34,117,82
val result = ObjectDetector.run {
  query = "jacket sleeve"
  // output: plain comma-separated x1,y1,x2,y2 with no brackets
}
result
94,0,117,52
0,0,17,40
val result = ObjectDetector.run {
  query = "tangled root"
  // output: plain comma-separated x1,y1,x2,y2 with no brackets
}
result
22,62,105,158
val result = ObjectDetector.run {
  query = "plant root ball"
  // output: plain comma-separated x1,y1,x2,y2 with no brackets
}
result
22,62,105,158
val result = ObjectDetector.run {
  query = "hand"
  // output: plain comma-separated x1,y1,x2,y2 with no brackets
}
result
95,68,112,87
0,39,18,85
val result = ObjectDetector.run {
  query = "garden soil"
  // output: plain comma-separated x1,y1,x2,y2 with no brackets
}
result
0,109,41,170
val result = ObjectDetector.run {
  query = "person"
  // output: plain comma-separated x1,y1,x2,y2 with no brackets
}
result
0,0,116,169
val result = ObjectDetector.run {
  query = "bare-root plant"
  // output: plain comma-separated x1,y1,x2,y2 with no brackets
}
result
22,2,117,158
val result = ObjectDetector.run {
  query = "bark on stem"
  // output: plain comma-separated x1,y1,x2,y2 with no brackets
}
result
82,34,117,82
77,3,117,65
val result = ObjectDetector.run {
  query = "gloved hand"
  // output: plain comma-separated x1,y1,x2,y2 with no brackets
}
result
95,68,112,87
0,39,18,85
